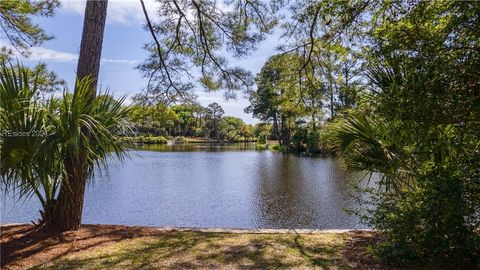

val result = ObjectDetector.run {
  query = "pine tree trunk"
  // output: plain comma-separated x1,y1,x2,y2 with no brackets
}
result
53,155,89,231
75,0,108,87
311,113,316,131
280,113,289,146
329,80,334,119
272,112,280,142
311,100,316,131
52,0,108,231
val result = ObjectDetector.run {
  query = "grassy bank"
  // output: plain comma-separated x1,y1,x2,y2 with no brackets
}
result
0,224,394,270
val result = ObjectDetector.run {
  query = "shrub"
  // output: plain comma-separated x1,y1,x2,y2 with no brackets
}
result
151,136,167,144
306,130,320,154
271,143,289,153
256,131,269,144
337,115,480,267
363,165,480,267
291,127,307,153
255,144,267,150
122,135,167,144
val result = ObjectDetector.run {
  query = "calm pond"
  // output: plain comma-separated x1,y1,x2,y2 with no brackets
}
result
1,143,368,229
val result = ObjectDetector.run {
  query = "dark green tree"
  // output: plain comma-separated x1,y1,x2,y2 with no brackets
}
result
0,0,59,55
205,102,224,139
247,53,322,147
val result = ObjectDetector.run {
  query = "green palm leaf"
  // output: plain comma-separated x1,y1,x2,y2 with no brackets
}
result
0,62,130,225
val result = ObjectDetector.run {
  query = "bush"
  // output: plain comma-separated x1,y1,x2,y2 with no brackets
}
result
289,128,322,154
255,144,267,150
291,127,307,153
318,120,341,154
271,143,289,153
256,131,269,144
306,130,320,154
122,135,167,144
333,113,480,268
361,162,480,268
150,136,168,144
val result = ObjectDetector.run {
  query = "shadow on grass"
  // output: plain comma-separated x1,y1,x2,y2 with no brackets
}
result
30,231,352,269
293,233,341,268
32,231,227,269
1,225,193,269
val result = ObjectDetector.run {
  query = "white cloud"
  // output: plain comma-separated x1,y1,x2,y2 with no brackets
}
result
101,58,138,65
60,0,159,25
59,0,235,26
28,46,78,62
0,42,137,65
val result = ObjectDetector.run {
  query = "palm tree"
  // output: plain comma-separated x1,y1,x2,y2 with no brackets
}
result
0,63,129,229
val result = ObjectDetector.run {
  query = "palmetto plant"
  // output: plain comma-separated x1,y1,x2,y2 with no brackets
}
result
331,113,417,193
331,62,421,194
0,63,60,223
54,77,130,181
0,63,130,226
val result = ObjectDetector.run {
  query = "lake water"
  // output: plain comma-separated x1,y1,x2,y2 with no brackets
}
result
1,143,368,229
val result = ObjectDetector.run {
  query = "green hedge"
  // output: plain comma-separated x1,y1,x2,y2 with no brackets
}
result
122,136,168,144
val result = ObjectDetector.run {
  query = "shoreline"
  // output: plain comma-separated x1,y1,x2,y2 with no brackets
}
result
0,223,372,234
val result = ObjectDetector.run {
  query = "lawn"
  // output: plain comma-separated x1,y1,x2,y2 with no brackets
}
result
1,225,389,269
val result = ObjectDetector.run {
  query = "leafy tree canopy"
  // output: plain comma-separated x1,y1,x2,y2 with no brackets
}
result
0,0,59,55
138,0,284,101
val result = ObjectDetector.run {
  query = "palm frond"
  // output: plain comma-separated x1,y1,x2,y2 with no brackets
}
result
0,62,55,208
332,113,416,193
0,63,130,224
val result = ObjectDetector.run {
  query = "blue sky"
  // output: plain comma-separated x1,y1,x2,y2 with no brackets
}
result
6,0,282,124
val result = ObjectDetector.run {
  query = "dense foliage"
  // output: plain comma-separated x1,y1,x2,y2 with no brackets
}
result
325,1,480,267
244,0,480,266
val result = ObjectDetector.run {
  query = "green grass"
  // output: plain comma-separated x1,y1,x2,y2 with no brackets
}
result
32,231,353,270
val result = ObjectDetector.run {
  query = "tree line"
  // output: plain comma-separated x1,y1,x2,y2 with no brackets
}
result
127,99,264,143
